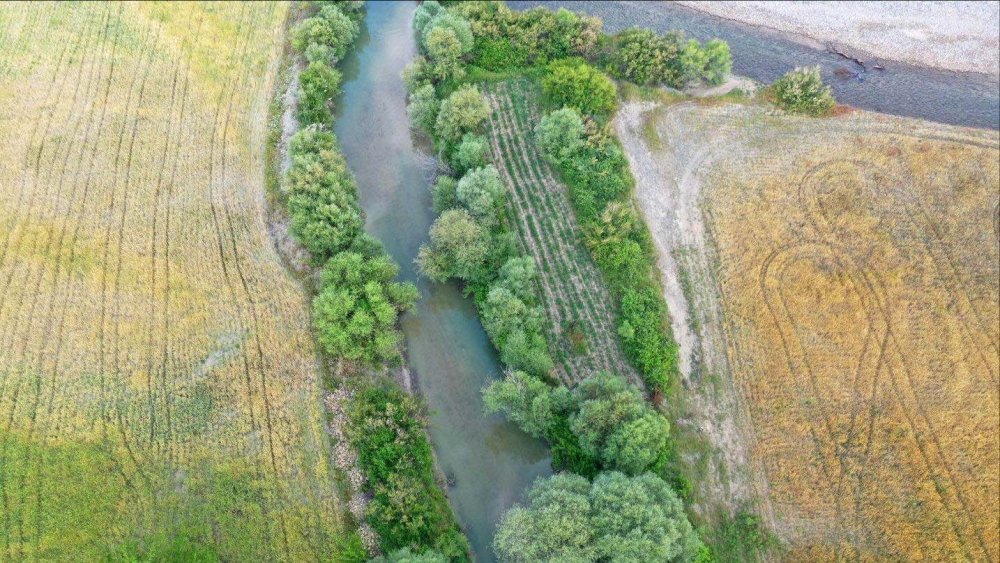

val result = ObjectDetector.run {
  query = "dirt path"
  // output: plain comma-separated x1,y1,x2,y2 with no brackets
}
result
615,100,774,529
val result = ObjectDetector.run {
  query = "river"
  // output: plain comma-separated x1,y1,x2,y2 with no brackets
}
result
333,2,552,561
509,0,1000,130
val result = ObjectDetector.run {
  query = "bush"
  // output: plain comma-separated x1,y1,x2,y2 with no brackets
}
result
285,128,363,261
407,84,439,137
312,252,418,365
702,39,732,86
297,60,342,125
542,60,617,116
416,208,489,283
413,0,445,37
772,66,835,116
449,133,488,175
434,85,490,144
430,175,458,213
455,165,504,223
292,4,359,64
493,472,702,562
535,107,585,163
607,28,680,86
470,37,531,71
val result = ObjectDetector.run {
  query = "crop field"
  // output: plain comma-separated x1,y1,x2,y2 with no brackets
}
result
619,101,1000,560
483,79,637,385
0,2,346,560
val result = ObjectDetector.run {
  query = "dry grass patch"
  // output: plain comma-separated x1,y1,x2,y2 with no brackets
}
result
619,101,999,561
0,3,346,559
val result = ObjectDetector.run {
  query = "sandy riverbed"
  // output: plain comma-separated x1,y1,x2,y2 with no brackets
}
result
677,1,999,76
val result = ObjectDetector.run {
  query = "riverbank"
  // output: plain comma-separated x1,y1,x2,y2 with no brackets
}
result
508,1,999,130
679,1,999,77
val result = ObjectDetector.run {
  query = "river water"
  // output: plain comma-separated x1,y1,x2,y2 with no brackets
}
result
510,0,1000,130
333,2,551,560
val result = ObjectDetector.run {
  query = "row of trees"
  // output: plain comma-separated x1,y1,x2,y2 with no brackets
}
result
284,4,470,561
605,28,731,88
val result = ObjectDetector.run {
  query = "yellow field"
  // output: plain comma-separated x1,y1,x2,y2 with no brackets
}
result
621,102,999,560
0,2,345,560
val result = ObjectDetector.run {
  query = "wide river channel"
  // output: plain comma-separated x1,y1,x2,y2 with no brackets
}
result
334,2,551,560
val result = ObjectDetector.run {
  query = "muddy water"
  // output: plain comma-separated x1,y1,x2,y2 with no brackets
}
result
510,0,999,130
333,2,551,560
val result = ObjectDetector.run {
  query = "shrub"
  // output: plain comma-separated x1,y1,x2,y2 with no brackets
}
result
483,370,570,438
407,84,439,137
424,26,465,82
416,208,489,283
370,548,447,563
422,12,474,54
297,60,342,125
413,0,445,37
430,175,457,213
285,128,362,261
608,28,681,86
449,133,488,175
455,165,504,223
434,85,490,144
702,38,732,86
677,38,708,86
535,107,585,163
772,66,835,116
402,56,435,93
292,4,359,63
312,252,418,365
470,37,531,71
493,472,702,562
542,60,618,116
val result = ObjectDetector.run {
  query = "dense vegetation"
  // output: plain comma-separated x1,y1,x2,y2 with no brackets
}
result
405,1,716,561
494,472,703,562
283,2,468,560
346,383,470,560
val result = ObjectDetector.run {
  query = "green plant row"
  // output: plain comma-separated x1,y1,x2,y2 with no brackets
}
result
282,2,469,561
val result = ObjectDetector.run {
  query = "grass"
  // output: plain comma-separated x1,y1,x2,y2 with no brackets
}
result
481,78,640,386
632,101,1000,560
0,3,349,559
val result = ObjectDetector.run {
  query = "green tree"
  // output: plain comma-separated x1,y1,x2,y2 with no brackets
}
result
542,60,618,116
297,60,342,125
435,85,490,144
677,39,708,87
455,165,504,223
413,0,444,37
483,371,571,438
425,26,465,82
481,287,553,376
402,56,435,93
416,209,488,282
772,66,835,116
313,252,418,364
589,472,702,562
702,39,732,85
494,472,702,562
570,372,670,474
608,28,679,86
408,84,439,137
292,5,359,63
421,12,474,55
497,256,538,300
369,548,447,563
493,473,595,562
430,175,458,213
535,107,585,163
450,133,488,175
285,128,362,260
